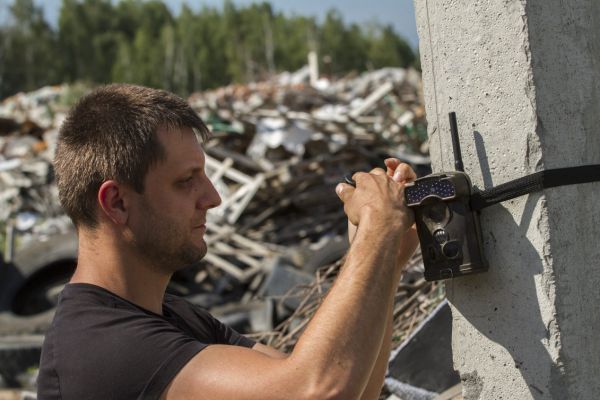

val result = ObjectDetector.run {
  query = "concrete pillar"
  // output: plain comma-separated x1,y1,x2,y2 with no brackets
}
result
413,1,600,399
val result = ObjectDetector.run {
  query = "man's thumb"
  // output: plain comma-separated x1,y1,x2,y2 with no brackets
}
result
336,183,353,202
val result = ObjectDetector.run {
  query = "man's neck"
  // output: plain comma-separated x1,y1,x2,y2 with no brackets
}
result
71,227,171,315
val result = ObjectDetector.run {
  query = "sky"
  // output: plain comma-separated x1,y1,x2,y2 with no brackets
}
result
3,0,420,49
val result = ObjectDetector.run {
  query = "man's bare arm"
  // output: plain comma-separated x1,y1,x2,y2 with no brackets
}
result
252,342,288,359
248,231,418,400
163,166,414,400
360,227,419,400
360,298,394,400
360,160,419,400
247,161,418,400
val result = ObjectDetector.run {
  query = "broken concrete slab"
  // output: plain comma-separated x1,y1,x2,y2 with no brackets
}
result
387,300,460,394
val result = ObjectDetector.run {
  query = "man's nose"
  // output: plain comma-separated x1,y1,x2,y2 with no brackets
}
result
198,177,222,209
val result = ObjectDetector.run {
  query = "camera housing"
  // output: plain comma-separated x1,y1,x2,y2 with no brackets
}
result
405,171,487,281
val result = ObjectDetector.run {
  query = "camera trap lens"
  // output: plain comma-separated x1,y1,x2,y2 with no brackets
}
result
442,241,461,259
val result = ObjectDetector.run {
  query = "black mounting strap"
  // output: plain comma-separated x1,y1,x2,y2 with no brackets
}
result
470,164,600,211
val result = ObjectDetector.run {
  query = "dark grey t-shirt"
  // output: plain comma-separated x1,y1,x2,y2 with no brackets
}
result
37,283,255,400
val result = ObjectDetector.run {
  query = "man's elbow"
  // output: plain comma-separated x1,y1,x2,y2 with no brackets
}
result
283,353,367,399
303,375,365,400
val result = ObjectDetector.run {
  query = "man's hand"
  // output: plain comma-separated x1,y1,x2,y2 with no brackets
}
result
336,165,413,236
344,159,419,268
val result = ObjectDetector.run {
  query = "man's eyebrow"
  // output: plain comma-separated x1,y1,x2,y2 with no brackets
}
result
181,166,204,175
181,166,202,175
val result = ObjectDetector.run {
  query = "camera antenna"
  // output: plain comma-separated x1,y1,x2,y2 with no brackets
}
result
449,112,464,172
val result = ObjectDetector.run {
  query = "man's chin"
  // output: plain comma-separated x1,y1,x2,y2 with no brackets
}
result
176,245,207,270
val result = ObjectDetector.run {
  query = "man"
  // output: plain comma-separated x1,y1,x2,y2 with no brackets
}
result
37,84,419,399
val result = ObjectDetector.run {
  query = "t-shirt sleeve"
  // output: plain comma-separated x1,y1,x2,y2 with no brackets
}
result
171,296,257,349
138,333,206,399
207,312,256,348
182,301,256,348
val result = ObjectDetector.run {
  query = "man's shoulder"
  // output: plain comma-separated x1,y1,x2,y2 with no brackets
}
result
38,284,205,399
49,283,208,348
57,282,117,307
49,283,152,332
163,292,212,320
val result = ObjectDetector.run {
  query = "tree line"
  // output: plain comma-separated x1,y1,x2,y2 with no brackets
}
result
0,0,418,99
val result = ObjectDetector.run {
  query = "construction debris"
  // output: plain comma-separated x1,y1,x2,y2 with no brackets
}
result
250,248,444,351
0,68,441,393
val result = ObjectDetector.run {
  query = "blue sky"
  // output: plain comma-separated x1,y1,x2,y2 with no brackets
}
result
9,0,419,49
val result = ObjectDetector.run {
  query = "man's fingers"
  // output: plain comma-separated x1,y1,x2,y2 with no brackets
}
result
369,167,386,176
337,183,359,225
384,158,401,176
335,183,354,202
352,168,384,185
385,159,417,183
392,163,417,183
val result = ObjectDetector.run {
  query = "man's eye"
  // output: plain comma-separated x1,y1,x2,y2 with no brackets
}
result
179,177,193,186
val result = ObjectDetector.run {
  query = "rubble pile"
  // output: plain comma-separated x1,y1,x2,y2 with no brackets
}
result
252,250,445,353
0,85,79,253
193,67,430,245
179,67,437,335
0,69,444,394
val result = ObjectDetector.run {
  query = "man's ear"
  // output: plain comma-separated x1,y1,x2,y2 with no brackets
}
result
98,180,129,225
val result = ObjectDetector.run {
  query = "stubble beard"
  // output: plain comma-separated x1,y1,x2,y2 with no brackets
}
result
132,202,207,273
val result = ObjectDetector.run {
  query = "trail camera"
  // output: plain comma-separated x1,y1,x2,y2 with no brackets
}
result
344,113,598,281
404,113,488,281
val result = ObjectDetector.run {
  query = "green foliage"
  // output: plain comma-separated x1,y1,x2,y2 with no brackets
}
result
0,0,416,99
367,25,415,69
0,0,61,97
58,0,119,83
319,11,369,75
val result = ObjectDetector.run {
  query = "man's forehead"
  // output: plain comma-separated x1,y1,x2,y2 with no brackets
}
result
157,125,202,141
155,126,205,165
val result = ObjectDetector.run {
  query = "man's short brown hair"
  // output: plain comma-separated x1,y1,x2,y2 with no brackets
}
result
54,84,210,229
